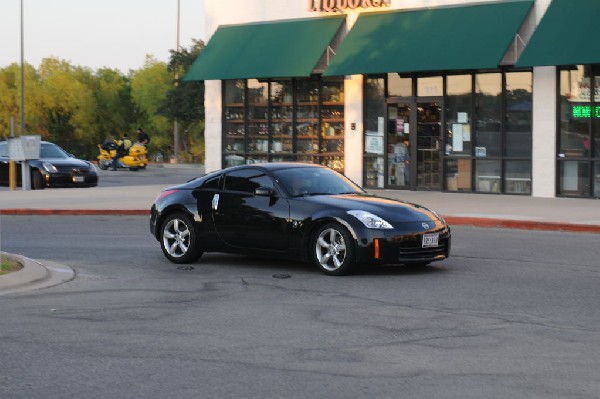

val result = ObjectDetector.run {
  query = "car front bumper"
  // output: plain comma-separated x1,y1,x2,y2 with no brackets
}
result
45,172,98,187
352,222,451,265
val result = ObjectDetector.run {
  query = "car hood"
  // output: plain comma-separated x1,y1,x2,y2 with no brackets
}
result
301,193,443,223
36,157,93,168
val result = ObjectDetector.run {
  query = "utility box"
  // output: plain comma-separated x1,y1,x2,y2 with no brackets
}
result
8,135,41,161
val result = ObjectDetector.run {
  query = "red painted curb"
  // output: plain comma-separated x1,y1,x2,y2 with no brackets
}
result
0,209,149,216
1,210,598,234
444,216,600,234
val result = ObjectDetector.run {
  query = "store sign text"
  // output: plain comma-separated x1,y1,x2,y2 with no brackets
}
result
308,0,391,12
572,105,600,119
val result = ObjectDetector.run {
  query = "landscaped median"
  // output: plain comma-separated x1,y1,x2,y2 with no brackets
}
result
0,251,49,294
1,253,23,275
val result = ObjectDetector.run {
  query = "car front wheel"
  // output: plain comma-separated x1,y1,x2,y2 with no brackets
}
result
32,169,44,190
160,213,203,264
312,223,355,276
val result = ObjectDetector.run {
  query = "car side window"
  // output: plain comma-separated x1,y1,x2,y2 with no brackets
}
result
0,143,7,157
201,174,221,190
224,169,274,194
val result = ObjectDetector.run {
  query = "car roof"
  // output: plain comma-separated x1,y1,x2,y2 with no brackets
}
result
222,162,327,173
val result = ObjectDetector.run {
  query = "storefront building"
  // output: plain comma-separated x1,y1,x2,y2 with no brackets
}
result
186,0,600,198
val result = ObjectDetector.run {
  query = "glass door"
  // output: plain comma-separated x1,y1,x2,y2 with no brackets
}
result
386,101,412,188
416,100,443,189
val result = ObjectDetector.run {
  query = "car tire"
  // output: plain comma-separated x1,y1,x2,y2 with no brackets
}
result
160,212,203,264
311,222,355,276
32,169,44,190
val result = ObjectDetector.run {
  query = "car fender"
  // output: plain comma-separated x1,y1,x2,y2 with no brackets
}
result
154,202,198,238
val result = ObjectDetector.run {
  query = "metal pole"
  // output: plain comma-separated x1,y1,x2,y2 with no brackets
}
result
9,117,16,191
20,0,25,136
173,0,180,163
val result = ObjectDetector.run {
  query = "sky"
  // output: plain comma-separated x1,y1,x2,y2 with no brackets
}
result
0,0,206,73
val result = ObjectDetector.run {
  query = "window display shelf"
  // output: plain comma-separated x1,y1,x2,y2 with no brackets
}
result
224,78,345,172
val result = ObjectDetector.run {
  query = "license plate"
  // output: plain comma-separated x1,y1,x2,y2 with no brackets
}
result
73,176,85,183
422,233,439,248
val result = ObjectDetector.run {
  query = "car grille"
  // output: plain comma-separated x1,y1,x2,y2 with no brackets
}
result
396,234,450,261
56,166,92,174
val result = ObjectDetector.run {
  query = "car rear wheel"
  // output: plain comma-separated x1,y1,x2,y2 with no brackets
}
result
160,213,203,264
312,223,355,276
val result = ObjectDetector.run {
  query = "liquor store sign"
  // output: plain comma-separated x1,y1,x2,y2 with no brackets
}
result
308,0,391,12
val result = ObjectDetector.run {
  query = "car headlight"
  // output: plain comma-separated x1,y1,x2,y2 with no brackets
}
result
86,161,98,173
430,209,446,224
347,210,393,229
41,162,58,173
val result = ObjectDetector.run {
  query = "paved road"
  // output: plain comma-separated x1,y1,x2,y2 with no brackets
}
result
1,215,599,398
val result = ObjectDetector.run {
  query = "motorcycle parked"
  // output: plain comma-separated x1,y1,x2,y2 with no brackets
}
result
97,142,148,171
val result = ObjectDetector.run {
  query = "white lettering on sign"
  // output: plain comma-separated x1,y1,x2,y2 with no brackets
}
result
308,0,391,12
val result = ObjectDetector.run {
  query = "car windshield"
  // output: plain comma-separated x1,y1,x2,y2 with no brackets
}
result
273,167,365,197
40,143,70,159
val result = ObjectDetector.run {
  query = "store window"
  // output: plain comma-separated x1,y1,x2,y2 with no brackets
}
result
445,75,472,191
475,73,502,159
418,76,443,97
223,80,246,167
222,77,345,172
364,77,386,188
558,65,600,197
388,73,412,97
363,70,532,195
247,80,269,164
270,79,294,162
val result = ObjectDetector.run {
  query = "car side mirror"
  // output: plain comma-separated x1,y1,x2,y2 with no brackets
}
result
255,186,276,197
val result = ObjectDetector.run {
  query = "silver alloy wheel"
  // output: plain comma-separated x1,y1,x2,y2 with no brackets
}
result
162,218,191,258
315,227,347,271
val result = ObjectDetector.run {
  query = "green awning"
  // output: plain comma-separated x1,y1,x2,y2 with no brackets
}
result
517,0,600,67
184,16,344,81
324,0,533,76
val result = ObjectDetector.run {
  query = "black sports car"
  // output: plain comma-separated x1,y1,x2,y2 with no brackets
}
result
0,140,98,189
150,163,450,275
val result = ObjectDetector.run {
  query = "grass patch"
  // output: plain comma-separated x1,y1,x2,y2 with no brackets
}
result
0,254,23,275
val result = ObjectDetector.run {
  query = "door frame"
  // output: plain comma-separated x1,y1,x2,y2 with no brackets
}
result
415,96,444,191
385,96,445,190
385,97,415,190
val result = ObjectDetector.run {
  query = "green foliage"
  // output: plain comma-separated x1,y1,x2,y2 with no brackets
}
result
0,44,206,162
157,39,206,162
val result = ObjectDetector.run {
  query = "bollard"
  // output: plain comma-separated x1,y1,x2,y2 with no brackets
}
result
9,161,17,191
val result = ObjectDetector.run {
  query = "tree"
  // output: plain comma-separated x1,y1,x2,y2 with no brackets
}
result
93,68,136,144
157,39,206,162
38,58,97,158
129,55,172,154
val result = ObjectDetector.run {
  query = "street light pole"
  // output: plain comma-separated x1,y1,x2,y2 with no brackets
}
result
20,0,25,136
173,0,180,163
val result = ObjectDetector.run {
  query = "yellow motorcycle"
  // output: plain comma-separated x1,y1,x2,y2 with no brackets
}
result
97,142,148,171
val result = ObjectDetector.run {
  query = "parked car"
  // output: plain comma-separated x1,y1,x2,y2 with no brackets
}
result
150,163,450,275
0,140,98,189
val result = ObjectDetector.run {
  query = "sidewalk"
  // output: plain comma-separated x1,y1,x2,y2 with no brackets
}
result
1,183,599,233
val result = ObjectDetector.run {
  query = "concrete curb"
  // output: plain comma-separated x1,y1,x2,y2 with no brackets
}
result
0,252,75,296
1,209,599,233
0,252,48,291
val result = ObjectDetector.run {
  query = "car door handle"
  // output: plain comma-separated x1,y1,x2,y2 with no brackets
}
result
212,193,220,211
